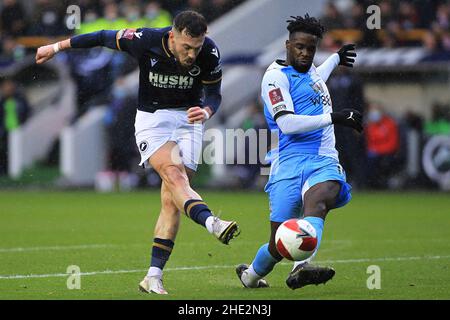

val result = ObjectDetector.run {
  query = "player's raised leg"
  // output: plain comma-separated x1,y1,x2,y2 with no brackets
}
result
150,141,239,244
286,181,341,289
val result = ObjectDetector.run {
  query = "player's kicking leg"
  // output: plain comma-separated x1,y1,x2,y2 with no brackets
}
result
285,181,341,290
154,142,240,244
139,144,239,294
150,142,239,244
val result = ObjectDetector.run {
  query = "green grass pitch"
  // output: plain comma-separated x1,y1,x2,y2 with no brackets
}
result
0,190,449,300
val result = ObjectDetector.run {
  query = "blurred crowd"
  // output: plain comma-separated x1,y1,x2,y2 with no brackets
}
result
0,0,245,181
0,0,245,37
320,0,450,51
0,0,245,66
0,78,31,175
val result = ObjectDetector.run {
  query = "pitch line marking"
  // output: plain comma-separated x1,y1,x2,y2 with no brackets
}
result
0,244,118,253
0,240,353,255
0,255,449,280
2,238,446,254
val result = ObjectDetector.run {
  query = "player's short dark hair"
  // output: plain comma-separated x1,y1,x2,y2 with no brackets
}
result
173,10,207,37
286,14,326,39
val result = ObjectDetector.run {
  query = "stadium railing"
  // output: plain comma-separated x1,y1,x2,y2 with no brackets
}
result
60,106,107,186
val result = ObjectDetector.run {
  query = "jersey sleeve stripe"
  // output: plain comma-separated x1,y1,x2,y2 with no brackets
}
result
161,36,171,57
115,31,122,51
202,77,222,84
273,110,294,121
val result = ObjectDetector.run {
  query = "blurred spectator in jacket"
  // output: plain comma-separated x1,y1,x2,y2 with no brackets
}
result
424,102,450,136
0,0,28,36
365,102,401,189
121,3,143,29
232,101,268,189
28,0,67,36
142,1,172,28
98,78,139,191
327,67,366,189
0,37,26,68
77,2,124,35
104,78,138,173
0,78,31,174
320,2,345,30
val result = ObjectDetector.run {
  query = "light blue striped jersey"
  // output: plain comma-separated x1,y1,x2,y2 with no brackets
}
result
261,59,339,162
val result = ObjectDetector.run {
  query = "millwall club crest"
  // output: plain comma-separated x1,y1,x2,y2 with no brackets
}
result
188,65,201,76
139,141,148,153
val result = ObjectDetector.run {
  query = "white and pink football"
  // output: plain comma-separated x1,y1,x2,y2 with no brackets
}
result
275,219,318,261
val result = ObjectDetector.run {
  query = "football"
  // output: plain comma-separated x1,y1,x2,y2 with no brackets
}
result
275,219,318,261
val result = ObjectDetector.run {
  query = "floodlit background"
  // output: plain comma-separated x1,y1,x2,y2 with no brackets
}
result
0,0,449,300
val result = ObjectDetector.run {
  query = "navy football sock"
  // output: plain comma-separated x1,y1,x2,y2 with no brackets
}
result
184,199,213,227
150,238,174,270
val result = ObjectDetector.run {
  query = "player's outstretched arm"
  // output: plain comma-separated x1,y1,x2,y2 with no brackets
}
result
316,43,357,81
316,53,340,82
35,30,120,64
35,39,70,64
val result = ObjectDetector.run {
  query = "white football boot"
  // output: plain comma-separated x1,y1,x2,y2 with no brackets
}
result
138,276,168,295
211,217,240,244
236,264,269,288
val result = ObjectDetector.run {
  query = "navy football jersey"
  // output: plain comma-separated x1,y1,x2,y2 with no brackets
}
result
115,27,222,113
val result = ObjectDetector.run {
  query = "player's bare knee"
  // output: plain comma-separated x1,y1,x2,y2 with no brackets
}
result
314,201,328,215
325,181,341,197
304,195,328,217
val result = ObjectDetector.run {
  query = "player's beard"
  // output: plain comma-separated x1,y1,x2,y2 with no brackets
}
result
292,58,313,73
176,58,194,72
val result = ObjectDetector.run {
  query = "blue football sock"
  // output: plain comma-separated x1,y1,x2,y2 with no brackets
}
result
251,243,281,277
303,216,324,251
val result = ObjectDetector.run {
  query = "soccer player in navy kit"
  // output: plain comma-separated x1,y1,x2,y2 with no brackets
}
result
236,15,362,290
36,11,239,295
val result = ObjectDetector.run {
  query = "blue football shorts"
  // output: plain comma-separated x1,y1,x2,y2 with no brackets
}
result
265,154,352,223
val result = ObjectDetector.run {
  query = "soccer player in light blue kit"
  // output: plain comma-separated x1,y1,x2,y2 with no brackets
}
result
236,14,362,289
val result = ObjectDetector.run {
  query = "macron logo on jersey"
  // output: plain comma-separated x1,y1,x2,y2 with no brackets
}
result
211,48,219,58
151,58,158,67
